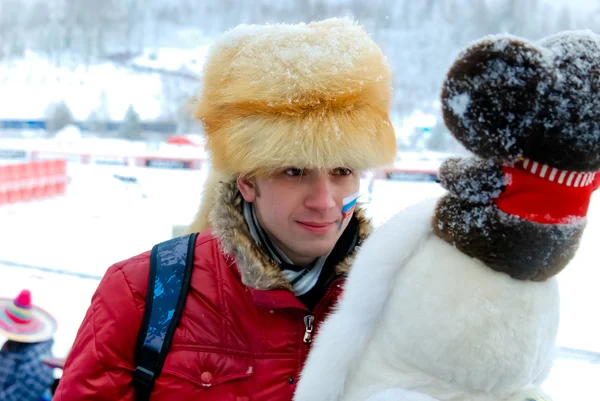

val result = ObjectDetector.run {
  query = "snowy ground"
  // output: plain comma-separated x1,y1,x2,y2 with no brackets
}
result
0,162,599,399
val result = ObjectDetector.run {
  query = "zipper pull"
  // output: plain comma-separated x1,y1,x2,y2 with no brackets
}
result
303,315,314,344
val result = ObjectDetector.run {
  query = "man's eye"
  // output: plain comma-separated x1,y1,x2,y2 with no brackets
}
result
285,168,304,177
332,168,352,176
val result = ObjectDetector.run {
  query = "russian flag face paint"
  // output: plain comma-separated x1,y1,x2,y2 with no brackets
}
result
339,190,360,229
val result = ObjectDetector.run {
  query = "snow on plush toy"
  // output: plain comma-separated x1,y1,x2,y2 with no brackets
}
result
293,31,600,401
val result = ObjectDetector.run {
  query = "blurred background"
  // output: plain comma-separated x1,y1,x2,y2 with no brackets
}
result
0,0,599,399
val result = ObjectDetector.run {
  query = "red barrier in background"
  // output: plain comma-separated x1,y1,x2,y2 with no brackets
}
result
0,160,67,206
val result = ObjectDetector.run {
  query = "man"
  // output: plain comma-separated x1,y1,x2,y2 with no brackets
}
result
55,17,396,400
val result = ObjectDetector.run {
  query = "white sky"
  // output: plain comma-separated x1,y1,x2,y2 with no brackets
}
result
546,0,599,12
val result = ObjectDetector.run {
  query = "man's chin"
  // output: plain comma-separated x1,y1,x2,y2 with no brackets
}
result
295,240,339,260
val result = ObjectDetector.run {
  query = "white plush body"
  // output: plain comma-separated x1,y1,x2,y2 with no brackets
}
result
293,198,558,401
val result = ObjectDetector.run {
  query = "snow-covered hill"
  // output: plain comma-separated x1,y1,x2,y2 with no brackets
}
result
0,46,210,123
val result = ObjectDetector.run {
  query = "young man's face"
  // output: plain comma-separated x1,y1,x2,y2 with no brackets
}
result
237,167,361,266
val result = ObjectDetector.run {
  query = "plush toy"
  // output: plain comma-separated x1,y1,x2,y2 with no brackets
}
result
293,30,600,401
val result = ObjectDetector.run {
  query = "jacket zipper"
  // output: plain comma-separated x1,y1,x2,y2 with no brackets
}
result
303,315,314,343
301,276,343,345
296,277,344,384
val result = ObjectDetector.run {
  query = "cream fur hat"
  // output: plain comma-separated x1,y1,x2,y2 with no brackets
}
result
188,17,396,232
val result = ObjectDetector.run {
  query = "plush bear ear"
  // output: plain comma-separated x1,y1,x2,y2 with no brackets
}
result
531,31,600,171
441,36,553,161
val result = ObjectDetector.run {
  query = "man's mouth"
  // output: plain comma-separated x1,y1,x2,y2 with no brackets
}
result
296,221,335,233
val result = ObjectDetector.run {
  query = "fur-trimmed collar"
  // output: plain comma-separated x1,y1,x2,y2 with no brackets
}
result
210,179,372,291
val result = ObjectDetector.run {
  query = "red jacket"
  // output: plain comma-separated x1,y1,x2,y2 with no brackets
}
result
55,181,371,401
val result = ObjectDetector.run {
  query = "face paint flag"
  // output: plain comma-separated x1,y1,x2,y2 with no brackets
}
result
339,191,360,229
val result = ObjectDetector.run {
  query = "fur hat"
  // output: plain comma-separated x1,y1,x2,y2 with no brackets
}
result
187,17,396,232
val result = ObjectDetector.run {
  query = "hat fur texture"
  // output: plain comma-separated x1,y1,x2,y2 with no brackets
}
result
187,18,396,233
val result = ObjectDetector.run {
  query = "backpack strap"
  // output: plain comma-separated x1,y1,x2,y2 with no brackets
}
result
132,233,198,401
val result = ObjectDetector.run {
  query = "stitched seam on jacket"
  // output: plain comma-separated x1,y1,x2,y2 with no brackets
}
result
92,296,122,396
93,265,142,399
213,241,231,345
167,344,299,359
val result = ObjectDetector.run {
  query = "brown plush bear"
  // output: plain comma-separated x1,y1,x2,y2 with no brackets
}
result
294,31,600,401
436,31,600,282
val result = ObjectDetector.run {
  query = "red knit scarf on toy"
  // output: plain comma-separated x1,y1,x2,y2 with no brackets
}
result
494,159,600,224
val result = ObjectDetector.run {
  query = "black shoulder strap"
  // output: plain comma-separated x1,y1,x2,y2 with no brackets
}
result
132,233,198,401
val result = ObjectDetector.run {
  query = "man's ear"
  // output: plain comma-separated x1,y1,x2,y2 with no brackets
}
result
237,175,258,202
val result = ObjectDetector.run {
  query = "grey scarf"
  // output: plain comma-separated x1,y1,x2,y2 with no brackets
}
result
243,201,328,296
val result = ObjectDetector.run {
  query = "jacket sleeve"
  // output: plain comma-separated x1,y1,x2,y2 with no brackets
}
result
54,259,147,401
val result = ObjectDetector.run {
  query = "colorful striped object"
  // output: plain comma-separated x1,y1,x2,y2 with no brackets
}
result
5,290,33,324
521,158,596,187
340,191,360,228
0,289,57,343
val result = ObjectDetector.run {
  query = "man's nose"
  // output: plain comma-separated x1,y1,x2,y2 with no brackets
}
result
304,174,336,211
